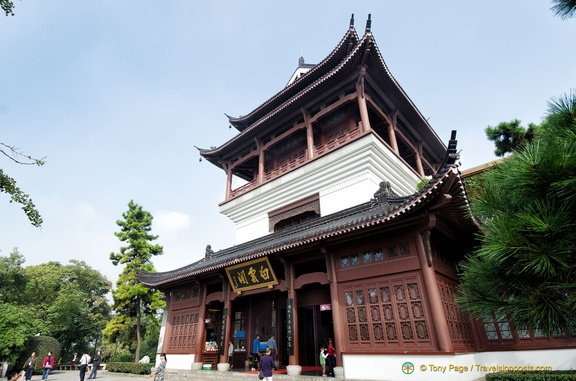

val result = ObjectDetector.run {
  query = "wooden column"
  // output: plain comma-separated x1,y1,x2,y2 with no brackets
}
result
158,291,170,353
256,139,265,184
285,261,299,366
220,280,233,364
194,284,208,363
356,75,371,133
324,248,344,366
302,108,314,160
388,110,399,153
415,143,425,177
222,162,233,200
415,228,453,352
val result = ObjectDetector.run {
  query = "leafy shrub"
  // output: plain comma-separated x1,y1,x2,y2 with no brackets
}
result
111,353,134,362
106,362,154,375
486,371,576,380
16,336,61,373
416,177,430,191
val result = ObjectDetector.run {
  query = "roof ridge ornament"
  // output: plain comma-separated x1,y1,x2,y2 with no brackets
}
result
440,130,460,168
350,13,354,28
370,180,398,205
365,14,372,34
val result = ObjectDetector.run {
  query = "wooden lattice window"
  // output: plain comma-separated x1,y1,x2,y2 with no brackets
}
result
343,276,432,350
437,276,476,350
480,314,570,345
168,310,199,351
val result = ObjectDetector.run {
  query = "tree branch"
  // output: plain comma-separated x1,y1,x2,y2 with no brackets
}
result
0,143,46,166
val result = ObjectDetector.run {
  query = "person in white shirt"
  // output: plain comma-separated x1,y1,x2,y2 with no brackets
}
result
79,353,91,381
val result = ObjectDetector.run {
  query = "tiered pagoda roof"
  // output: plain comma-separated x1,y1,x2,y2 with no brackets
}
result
199,17,446,170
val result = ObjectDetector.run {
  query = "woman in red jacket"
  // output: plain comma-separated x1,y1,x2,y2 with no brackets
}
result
41,352,54,381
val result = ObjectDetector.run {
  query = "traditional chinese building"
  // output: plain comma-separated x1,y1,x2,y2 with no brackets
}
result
137,16,576,381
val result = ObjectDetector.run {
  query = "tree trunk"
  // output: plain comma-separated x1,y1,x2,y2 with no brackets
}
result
135,298,142,363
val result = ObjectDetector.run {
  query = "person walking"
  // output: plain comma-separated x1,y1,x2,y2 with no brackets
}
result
152,353,167,381
251,335,260,370
87,351,102,379
266,335,277,370
319,346,327,377
23,352,37,381
79,353,91,381
326,338,336,377
70,353,78,371
228,339,234,370
41,352,54,381
258,348,274,381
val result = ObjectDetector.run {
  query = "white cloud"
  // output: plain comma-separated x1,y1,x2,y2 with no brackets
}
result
74,202,99,219
154,210,192,234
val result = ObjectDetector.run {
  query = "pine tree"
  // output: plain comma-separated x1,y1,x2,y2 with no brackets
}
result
458,91,576,334
106,200,165,362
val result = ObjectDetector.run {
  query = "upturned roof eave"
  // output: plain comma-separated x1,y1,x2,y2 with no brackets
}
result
201,31,446,164
137,163,473,288
366,36,446,153
226,27,360,131
199,33,372,163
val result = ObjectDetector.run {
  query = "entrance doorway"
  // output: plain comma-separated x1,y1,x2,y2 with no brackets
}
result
280,283,334,367
297,305,334,366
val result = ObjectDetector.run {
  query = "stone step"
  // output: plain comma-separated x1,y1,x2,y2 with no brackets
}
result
165,369,347,381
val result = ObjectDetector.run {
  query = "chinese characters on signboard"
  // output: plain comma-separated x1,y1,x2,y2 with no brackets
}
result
286,298,294,355
219,307,228,355
225,257,278,293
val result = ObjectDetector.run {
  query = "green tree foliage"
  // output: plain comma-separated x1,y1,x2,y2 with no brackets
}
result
0,250,111,365
140,315,161,359
0,303,37,364
550,0,576,19
106,200,165,362
485,119,539,156
0,248,27,303
1,143,45,227
1,0,15,16
22,260,111,359
458,90,576,334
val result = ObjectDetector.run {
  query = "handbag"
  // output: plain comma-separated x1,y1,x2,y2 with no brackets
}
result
258,370,264,379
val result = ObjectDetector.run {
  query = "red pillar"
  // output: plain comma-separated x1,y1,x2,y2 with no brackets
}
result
194,285,208,364
326,250,344,366
356,76,372,133
220,282,233,365
286,261,299,366
387,110,399,153
415,230,453,352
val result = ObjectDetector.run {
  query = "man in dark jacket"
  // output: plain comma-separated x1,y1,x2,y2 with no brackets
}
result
87,351,102,379
258,348,274,381
23,352,37,381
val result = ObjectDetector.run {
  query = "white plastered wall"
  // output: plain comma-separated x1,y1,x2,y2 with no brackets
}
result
222,135,420,244
342,348,576,381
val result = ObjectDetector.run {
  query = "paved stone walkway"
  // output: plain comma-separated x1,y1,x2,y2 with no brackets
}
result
32,369,150,381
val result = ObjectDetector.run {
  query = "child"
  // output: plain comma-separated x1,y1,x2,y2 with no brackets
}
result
319,346,327,376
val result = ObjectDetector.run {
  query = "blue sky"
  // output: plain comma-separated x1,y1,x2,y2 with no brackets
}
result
1,1,575,286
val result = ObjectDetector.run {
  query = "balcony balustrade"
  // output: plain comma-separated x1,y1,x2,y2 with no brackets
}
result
227,126,363,201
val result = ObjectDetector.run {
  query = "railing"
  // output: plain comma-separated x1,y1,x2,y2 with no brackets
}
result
264,151,308,182
227,126,363,201
315,126,361,156
230,178,259,198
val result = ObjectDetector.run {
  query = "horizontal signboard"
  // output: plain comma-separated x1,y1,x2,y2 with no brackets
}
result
225,257,278,293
